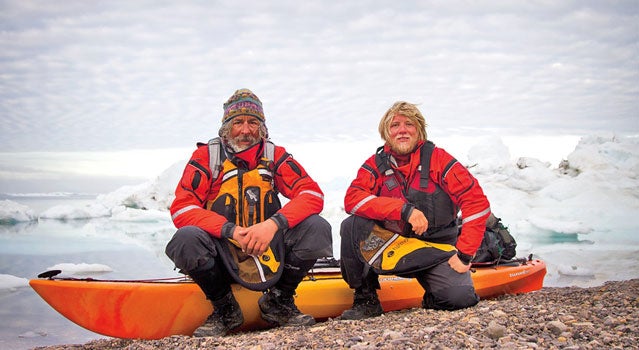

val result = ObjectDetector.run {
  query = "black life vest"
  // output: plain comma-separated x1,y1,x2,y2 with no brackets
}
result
354,141,462,275
374,141,459,244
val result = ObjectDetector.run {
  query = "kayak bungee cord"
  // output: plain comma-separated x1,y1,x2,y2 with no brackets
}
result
37,270,192,283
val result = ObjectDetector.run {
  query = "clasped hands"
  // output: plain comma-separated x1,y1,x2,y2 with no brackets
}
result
231,218,278,256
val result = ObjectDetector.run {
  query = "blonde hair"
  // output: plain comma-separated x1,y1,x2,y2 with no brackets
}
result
378,101,427,142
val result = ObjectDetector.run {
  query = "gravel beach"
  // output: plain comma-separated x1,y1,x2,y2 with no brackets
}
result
34,279,638,349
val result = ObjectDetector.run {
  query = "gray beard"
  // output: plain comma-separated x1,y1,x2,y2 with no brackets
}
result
227,135,260,152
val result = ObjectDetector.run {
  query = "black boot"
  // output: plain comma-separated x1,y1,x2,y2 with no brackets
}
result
258,255,317,327
188,263,242,336
193,291,244,337
258,287,315,327
340,288,383,320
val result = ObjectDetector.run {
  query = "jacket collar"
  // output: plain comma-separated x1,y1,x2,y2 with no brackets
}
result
224,140,264,169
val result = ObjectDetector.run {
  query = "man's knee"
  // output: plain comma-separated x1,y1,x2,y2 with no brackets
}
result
287,214,332,260
165,226,216,272
340,215,356,238
340,215,374,241
167,226,206,245
422,285,479,311
306,214,332,240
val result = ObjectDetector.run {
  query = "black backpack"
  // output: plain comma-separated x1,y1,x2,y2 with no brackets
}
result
472,213,517,263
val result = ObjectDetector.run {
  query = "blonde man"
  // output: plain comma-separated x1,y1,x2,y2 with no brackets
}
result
339,101,491,319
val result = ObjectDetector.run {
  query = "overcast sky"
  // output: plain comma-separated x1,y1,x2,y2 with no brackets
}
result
0,1,638,193
2,0,638,152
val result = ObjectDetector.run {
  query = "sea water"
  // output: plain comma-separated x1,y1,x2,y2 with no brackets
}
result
0,195,179,350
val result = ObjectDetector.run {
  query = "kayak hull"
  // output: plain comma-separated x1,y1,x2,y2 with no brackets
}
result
30,259,546,339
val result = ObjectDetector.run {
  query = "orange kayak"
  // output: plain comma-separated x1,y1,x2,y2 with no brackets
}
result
30,259,546,340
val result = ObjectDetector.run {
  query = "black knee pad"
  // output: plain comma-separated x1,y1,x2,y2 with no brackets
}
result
422,285,479,311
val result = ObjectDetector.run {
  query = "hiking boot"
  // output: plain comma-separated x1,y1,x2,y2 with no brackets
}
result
258,287,316,327
193,292,243,337
340,290,383,320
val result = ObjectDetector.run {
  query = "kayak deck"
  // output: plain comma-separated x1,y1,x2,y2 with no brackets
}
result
30,259,546,339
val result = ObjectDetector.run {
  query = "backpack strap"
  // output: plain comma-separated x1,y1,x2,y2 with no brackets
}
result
374,141,436,188
419,141,435,188
374,146,393,176
264,140,275,163
207,137,226,180
373,146,395,196
208,137,278,179
264,140,285,174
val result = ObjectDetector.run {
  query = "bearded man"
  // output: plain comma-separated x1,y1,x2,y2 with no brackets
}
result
166,89,332,336
339,101,491,319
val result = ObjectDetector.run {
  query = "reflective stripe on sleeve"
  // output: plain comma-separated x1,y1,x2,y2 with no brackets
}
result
171,205,202,221
350,195,376,215
461,207,491,225
442,160,458,180
299,190,324,200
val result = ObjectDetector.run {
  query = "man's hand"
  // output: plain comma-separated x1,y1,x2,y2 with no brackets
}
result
233,219,278,256
408,209,429,235
232,225,250,251
448,253,471,273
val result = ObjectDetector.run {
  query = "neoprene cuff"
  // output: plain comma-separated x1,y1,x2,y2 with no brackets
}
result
221,222,236,239
457,250,474,265
401,203,416,222
269,213,289,230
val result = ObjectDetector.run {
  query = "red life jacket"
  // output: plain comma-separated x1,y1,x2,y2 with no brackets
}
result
373,141,459,243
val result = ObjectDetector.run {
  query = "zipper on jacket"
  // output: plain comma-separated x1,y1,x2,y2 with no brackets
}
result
237,168,244,226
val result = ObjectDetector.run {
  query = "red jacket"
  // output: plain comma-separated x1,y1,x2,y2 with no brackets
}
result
170,140,324,238
344,141,490,256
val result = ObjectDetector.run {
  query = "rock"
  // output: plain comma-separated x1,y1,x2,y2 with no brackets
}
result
547,320,568,335
382,330,403,340
486,320,507,340
604,316,617,326
491,309,507,318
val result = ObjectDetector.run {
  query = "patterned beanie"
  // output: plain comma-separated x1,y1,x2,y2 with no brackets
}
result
222,88,265,124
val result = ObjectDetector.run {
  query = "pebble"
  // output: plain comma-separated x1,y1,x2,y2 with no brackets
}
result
486,320,506,339
547,320,568,335
34,279,639,350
